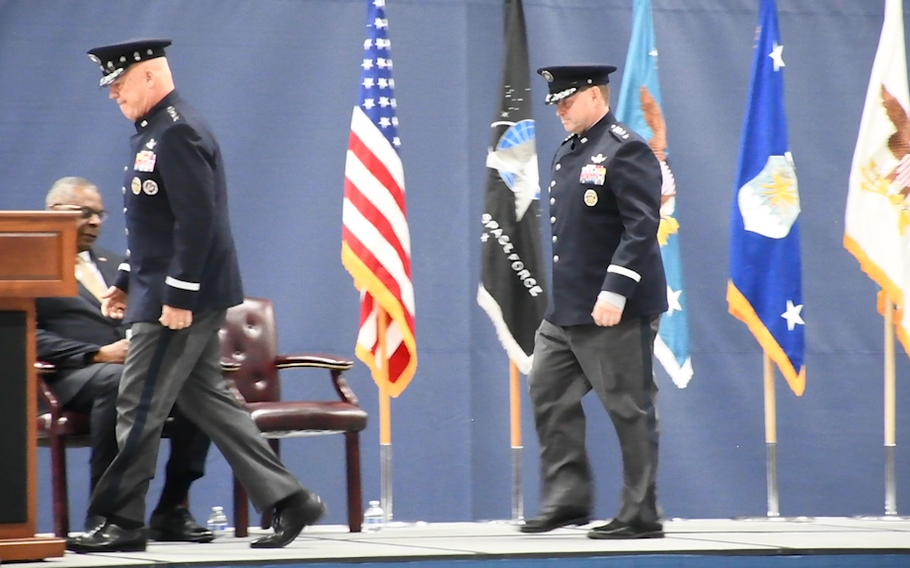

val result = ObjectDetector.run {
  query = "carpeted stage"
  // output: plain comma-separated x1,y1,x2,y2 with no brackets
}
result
14,517,910,568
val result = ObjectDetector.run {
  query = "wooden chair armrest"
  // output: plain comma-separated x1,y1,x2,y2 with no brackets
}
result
34,361,61,411
332,373,360,406
274,354,359,405
274,354,354,371
35,361,56,373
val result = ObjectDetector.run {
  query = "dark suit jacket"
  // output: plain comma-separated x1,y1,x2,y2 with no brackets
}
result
36,247,127,405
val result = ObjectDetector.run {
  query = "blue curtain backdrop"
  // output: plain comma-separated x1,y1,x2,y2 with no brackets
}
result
0,0,907,531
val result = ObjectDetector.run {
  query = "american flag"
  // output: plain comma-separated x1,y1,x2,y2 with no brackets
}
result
342,0,417,397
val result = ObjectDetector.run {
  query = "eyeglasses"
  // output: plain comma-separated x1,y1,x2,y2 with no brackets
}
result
51,204,108,222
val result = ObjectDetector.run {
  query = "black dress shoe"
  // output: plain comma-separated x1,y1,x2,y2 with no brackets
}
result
519,508,590,533
66,521,148,553
587,518,664,539
149,507,215,543
250,490,325,549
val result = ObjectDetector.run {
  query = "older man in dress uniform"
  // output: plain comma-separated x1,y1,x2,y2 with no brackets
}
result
519,65,667,539
66,39,324,553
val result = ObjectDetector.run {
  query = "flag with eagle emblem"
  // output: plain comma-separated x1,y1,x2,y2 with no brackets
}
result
616,0,693,388
844,0,910,357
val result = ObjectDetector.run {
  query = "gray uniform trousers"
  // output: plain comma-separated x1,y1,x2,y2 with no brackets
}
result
87,310,304,525
528,316,660,525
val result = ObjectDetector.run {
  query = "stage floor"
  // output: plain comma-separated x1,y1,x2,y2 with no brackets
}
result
17,517,910,567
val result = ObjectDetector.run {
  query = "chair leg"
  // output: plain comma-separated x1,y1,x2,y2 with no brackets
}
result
345,432,363,533
233,476,249,538
260,439,279,530
49,432,70,537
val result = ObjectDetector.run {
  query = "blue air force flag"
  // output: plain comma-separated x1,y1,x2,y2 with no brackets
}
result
727,0,805,396
478,0,548,374
616,0,693,388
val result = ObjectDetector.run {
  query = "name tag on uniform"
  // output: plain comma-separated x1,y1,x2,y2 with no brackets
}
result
579,164,606,186
134,151,157,172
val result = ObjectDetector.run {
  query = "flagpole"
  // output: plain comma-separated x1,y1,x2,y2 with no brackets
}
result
378,308,393,523
763,352,780,517
509,360,523,522
883,300,897,516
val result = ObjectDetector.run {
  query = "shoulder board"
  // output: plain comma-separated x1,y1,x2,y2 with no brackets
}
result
609,123,630,141
166,105,182,123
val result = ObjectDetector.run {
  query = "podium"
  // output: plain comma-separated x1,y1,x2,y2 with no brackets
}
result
0,211,79,561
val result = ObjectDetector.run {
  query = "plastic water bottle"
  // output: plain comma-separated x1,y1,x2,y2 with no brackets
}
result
363,500,384,532
206,506,228,537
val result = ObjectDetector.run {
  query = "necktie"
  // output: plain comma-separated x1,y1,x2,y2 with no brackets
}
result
75,256,107,300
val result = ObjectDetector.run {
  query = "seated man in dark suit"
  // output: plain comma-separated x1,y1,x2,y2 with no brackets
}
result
37,176,214,542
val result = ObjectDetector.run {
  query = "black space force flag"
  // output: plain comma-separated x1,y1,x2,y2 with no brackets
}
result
478,0,548,374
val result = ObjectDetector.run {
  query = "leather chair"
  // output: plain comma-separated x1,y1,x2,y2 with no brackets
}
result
35,362,177,537
36,361,92,538
219,296,368,535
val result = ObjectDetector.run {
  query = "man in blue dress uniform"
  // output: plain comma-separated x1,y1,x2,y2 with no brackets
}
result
66,39,324,553
520,65,667,539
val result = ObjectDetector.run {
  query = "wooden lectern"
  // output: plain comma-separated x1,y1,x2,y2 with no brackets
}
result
0,211,80,561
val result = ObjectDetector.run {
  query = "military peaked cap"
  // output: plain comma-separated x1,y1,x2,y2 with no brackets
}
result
537,64,617,104
87,38,172,87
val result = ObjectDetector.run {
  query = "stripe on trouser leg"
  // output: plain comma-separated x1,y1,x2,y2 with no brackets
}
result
100,330,174,512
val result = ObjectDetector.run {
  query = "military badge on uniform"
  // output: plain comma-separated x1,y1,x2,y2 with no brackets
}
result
131,176,141,195
579,164,607,186
145,138,156,149
584,189,599,207
134,150,156,172
142,180,159,195
591,154,606,163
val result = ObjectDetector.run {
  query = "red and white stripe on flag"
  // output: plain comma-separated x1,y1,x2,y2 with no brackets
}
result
342,106,417,397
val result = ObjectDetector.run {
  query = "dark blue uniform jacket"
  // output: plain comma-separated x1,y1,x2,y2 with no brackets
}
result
115,90,243,323
545,111,668,326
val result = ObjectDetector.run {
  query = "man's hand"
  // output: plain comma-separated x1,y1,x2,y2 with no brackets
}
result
94,338,130,364
101,286,128,319
160,305,193,330
592,298,623,327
